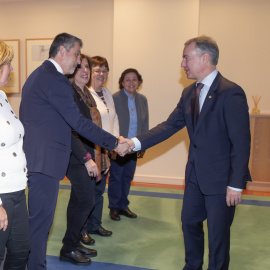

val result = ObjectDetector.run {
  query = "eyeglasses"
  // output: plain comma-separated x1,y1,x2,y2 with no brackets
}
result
93,69,109,75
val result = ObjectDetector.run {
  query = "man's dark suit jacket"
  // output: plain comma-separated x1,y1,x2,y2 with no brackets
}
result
137,72,251,195
19,60,116,180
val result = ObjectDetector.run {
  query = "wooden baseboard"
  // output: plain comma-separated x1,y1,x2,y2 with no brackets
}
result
246,181,270,192
133,175,185,186
133,176,270,193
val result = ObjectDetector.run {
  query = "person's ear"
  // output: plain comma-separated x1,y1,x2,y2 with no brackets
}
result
203,53,210,63
59,46,66,57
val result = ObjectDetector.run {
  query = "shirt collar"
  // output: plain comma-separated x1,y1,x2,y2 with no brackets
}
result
48,58,64,74
198,69,218,88
124,88,136,100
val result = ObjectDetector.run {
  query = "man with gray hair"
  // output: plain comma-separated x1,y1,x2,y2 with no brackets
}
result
120,35,251,269
20,33,126,269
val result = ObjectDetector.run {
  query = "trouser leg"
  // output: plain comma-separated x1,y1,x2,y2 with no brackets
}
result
205,194,235,270
181,168,206,270
0,195,14,265
0,190,30,270
108,159,124,209
120,155,137,209
62,166,95,251
27,173,59,270
86,172,107,231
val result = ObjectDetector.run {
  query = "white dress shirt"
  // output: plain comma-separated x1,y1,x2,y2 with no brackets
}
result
48,58,63,74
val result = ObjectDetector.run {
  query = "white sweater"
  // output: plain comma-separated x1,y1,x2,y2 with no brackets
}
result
89,87,119,137
0,90,27,205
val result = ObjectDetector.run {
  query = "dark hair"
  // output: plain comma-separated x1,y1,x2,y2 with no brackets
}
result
118,68,143,89
185,35,219,65
90,56,109,71
68,54,91,87
49,33,83,58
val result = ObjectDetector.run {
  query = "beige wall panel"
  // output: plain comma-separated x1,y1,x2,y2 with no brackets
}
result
0,0,114,115
199,0,270,113
113,0,200,184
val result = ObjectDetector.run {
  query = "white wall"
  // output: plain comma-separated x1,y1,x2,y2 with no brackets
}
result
0,0,114,114
199,0,270,114
1,0,269,184
113,0,200,184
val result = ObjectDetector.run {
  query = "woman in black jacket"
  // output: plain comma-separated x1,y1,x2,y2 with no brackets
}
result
60,54,110,265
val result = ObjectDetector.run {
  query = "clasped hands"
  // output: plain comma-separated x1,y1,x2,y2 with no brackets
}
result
114,136,135,157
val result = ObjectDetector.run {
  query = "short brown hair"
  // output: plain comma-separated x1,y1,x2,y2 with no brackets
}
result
118,68,143,89
90,56,109,71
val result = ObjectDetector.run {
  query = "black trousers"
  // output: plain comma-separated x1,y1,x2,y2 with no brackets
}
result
0,190,30,270
82,172,107,233
62,163,95,252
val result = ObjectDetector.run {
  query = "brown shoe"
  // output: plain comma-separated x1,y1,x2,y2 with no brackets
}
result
89,226,112,236
109,208,120,221
80,232,95,245
119,208,137,218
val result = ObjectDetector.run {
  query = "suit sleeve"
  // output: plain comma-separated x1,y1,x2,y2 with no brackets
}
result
47,76,117,151
224,87,251,188
137,97,186,151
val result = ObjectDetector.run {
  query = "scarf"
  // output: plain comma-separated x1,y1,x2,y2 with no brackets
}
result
72,83,110,181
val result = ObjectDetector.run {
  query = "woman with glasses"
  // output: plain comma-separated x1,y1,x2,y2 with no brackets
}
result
80,56,119,245
0,41,30,269
108,68,149,221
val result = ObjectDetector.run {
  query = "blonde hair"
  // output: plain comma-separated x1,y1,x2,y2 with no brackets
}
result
0,41,14,69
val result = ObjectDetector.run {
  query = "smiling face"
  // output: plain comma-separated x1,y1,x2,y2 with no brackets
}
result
0,61,13,88
91,65,109,92
74,57,90,90
181,42,206,82
122,72,139,97
62,42,81,75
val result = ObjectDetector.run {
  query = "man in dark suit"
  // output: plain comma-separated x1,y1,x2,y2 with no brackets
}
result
120,36,251,270
19,33,125,270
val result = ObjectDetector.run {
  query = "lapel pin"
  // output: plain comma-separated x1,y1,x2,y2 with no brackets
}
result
209,96,212,99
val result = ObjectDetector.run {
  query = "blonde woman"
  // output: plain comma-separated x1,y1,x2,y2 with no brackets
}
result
0,41,30,269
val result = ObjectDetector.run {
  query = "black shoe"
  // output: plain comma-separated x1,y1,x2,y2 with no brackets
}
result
110,208,120,221
81,232,95,245
89,226,112,236
76,244,97,257
59,249,91,265
119,208,137,218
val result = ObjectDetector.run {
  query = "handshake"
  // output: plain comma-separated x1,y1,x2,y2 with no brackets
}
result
114,136,135,157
